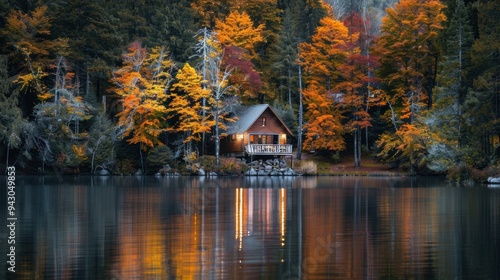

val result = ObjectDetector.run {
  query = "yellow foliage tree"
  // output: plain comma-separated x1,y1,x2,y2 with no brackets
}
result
215,10,265,60
168,63,213,144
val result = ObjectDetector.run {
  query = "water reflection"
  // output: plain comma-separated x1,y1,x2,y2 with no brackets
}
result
1,176,499,279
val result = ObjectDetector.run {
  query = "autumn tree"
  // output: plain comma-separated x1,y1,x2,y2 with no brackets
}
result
215,10,265,60
376,123,430,174
376,0,446,114
375,0,446,172
302,83,345,152
110,42,175,172
3,6,69,110
299,16,352,153
222,45,263,100
167,63,212,156
337,12,384,167
214,11,265,101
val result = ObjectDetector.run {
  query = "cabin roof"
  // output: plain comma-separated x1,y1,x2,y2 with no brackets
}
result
226,104,294,136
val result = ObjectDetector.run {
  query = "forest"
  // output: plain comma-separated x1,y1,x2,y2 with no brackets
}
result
0,0,499,178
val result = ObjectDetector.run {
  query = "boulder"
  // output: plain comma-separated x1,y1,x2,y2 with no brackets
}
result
257,170,267,176
99,169,110,175
269,170,281,176
198,168,206,176
283,168,298,176
487,177,500,184
245,167,258,176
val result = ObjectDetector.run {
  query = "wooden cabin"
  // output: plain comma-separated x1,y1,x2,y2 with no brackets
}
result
221,104,294,159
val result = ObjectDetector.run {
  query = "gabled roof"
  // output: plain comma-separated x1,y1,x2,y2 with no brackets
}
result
226,104,294,136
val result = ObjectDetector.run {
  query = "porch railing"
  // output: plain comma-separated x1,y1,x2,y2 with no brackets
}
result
244,144,293,155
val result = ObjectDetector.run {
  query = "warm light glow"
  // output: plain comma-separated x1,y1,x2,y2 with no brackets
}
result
280,188,286,247
235,188,243,250
237,134,244,140
280,134,287,144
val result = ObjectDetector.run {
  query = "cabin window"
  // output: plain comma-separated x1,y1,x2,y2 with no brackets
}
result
262,117,266,126
231,134,236,141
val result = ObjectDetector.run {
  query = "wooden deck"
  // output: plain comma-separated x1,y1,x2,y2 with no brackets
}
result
244,144,293,156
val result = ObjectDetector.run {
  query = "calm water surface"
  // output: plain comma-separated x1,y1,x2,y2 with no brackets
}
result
1,176,499,279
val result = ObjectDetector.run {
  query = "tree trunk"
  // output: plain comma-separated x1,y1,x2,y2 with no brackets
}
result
354,129,359,167
139,144,144,173
5,143,10,173
297,52,304,160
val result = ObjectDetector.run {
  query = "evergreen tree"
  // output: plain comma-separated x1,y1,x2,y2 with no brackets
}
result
88,109,117,174
461,0,500,167
271,6,300,108
0,55,23,170
427,0,474,172
44,0,123,99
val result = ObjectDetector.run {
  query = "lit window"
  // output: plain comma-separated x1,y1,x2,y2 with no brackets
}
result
262,117,266,126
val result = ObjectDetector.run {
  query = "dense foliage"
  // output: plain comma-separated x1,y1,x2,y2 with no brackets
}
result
0,0,498,176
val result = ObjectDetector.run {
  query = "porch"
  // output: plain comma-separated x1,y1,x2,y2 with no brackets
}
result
244,144,293,156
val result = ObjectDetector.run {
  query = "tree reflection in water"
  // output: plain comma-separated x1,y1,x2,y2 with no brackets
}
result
5,176,499,279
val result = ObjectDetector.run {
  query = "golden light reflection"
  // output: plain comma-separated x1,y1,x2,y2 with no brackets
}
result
235,188,243,250
280,188,286,247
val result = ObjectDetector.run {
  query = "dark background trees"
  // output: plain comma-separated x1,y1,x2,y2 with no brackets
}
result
1,0,499,175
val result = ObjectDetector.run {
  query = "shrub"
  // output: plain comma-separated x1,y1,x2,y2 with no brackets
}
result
199,155,216,171
219,158,248,175
447,164,487,183
297,160,317,175
115,159,136,175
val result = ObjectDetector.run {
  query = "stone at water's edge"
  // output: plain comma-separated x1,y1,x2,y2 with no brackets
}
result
487,177,500,184
198,168,206,176
245,167,258,176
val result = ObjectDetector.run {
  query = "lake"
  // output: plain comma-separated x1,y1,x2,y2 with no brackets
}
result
1,176,499,279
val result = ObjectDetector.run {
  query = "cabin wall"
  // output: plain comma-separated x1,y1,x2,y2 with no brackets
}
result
246,109,287,142
221,133,247,155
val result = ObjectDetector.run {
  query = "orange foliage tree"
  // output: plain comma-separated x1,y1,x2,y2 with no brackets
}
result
110,42,174,172
299,16,351,153
302,83,345,152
